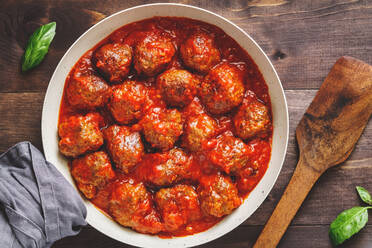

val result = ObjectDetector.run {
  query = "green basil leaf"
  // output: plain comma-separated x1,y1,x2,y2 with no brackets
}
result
356,186,372,205
22,22,56,72
329,206,371,246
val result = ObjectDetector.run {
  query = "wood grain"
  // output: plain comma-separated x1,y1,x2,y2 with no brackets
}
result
0,92,44,152
254,56,372,248
52,224,372,248
0,0,372,247
0,89,371,248
297,57,372,170
1,0,372,92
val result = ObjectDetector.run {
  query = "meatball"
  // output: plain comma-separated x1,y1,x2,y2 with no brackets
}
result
183,113,218,152
108,81,148,124
103,125,144,173
198,173,241,217
237,139,271,193
180,32,221,74
71,151,115,199
92,43,132,83
109,179,163,234
135,148,192,186
58,112,104,157
207,132,250,174
200,63,245,115
233,96,271,139
134,33,176,76
141,107,184,151
182,97,205,117
67,56,111,109
155,185,201,231
157,69,199,107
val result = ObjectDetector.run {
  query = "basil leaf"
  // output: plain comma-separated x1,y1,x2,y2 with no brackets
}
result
329,206,371,246
356,186,372,205
22,22,56,72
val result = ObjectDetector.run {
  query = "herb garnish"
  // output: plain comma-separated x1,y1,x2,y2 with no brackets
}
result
22,22,56,72
329,186,372,246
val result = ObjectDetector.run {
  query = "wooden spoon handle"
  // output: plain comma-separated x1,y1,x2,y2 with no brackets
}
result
253,158,322,248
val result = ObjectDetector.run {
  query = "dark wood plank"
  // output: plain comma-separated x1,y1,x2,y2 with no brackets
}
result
52,224,372,248
1,0,372,92
1,1,372,246
0,92,44,152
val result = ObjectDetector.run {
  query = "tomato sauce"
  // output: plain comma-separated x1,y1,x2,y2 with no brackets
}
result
58,17,272,238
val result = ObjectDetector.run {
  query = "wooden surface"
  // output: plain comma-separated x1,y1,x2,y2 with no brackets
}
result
254,56,372,248
0,0,371,247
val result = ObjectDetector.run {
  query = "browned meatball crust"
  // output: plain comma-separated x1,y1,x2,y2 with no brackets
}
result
109,179,163,234
157,69,199,107
58,112,104,157
103,125,144,173
155,184,201,231
67,55,111,109
93,43,133,83
198,173,241,217
71,151,115,199
183,113,218,152
108,81,148,124
233,96,271,139
180,32,221,74
141,107,184,151
134,33,175,76
200,63,245,115
207,131,250,174
135,148,192,186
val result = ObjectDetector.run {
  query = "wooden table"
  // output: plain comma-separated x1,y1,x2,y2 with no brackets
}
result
1,0,371,247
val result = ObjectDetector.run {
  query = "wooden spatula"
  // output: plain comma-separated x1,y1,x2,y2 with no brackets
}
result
254,56,372,248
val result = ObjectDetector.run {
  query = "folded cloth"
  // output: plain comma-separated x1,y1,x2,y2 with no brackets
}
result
0,142,87,248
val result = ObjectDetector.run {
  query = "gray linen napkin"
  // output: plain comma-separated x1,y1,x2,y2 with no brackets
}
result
0,142,87,248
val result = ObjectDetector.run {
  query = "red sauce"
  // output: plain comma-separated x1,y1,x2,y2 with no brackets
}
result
58,17,272,238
